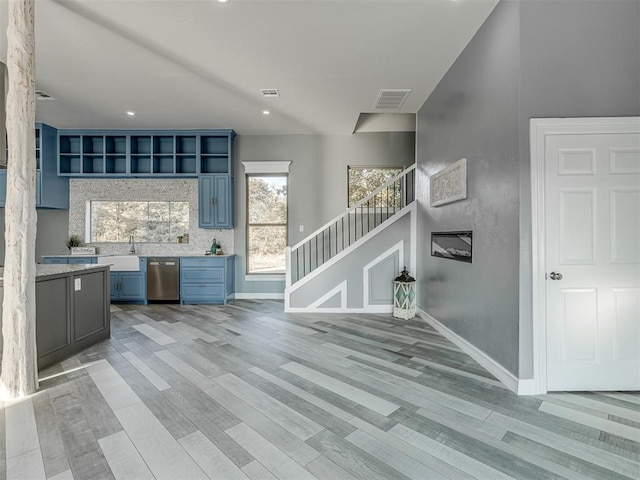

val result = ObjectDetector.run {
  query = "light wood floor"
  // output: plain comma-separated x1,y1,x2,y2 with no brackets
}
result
2,300,639,479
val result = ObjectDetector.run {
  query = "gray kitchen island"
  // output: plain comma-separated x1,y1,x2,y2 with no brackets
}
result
0,264,110,370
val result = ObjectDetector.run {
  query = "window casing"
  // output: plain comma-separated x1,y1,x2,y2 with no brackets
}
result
89,201,189,243
347,166,403,207
246,175,288,274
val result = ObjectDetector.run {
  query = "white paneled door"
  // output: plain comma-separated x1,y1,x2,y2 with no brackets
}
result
545,132,640,391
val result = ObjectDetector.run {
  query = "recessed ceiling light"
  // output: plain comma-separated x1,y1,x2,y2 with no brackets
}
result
126,111,136,116
262,110,270,115
218,0,229,3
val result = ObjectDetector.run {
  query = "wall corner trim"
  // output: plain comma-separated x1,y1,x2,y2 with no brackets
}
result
416,307,523,395
517,379,536,396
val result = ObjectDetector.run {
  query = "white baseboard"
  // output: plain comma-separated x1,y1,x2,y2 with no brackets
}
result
285,305,393,314
416,307,520,394
234,293,284,300
517,379,536,395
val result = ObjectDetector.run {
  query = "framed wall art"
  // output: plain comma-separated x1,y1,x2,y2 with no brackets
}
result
430,158,467,207
431,231,473,263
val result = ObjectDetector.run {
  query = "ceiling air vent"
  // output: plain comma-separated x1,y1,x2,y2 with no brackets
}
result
35,90,55,100
260,88,280,98
374,89,410,109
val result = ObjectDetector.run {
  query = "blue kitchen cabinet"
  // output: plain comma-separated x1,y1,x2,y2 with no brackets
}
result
43,256,97,264
110,258,147,304
111,271,146,303
1,123,69,209
180,256,234,304
198,174,233,228
57,129,235,178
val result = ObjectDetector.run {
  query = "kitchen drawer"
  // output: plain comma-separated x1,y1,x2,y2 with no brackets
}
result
181,283,225,301
43,257,67,264
68,257,97,264
180,266,224,283
181,257,226,268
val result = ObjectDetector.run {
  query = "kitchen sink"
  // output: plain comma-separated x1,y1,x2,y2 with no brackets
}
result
97,255,140,271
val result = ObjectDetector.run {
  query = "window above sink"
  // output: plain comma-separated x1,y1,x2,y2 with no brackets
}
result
89,201,189,243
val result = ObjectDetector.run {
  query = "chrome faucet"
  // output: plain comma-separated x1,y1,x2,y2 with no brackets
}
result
129,234,136,254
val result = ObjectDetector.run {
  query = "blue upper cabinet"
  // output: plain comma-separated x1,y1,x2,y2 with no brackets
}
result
55,128,235,229
57,129,235,178
1,123,69,209
198,174,233,228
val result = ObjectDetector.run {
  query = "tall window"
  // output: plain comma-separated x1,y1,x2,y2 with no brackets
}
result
247,175,288,274
90,201,189,242
347,166,402,207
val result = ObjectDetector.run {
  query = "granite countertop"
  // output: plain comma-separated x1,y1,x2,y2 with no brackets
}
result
0,264,108,281
41,254,236,258
41,254,104,258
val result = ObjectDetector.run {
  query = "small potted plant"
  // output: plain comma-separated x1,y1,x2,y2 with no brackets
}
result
66,235,82,251
66,235,95,254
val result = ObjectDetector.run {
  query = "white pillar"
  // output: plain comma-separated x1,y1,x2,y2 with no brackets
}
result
0,0,38,400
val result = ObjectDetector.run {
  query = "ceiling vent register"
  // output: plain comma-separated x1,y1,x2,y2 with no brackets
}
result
260,89,280,98
374,89,410,109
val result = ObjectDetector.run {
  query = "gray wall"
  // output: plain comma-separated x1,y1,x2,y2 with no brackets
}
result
416,0,640,378
517,0,640,378
0,209,70,264
416,0,521,376
234,132,414,295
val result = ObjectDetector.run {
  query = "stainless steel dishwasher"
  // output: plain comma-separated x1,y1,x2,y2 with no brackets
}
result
146,257,180,302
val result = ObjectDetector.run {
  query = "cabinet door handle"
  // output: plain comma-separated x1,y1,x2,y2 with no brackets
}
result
211,197,217,206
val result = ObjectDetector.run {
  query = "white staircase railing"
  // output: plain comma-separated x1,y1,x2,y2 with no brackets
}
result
285,164,415,287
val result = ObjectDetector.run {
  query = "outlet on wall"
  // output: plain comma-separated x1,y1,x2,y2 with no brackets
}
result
299,225,304,233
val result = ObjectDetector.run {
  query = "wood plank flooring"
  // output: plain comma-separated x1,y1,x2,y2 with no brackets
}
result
2,300,639,479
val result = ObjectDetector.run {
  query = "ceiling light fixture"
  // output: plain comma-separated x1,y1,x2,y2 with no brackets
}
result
218,0,229,3
126,111,136,116
262,110,270,115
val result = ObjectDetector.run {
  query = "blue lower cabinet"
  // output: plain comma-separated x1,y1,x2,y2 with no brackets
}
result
42,257,68,265
43,256,97,264
180,256,234,304
109,273,119,302
111,271,146,303
68,257,97,264
110,258,147,304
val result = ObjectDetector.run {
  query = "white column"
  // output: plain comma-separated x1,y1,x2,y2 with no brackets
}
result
1,0,38,399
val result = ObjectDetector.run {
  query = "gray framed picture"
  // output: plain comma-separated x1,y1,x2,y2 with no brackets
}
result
431,231,473,263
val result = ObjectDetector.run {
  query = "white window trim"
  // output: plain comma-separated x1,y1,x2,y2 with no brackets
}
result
245,163,290,275
243,161,291,174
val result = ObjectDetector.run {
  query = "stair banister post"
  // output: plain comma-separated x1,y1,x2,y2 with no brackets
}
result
402,171,407,207
285,246,292,289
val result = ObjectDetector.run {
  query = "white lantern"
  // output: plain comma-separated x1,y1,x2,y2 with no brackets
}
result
393,267,416,319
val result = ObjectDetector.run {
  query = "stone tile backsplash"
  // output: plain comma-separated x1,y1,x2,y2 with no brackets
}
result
68,178,234,256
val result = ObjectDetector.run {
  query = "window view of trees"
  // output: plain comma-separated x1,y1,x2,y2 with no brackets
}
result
247,176,287,274
348,166,403,207
90,201,189,242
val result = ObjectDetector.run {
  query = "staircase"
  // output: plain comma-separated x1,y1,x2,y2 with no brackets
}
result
285,165,416,312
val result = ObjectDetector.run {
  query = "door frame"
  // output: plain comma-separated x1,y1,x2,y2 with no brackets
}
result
530,117,640,394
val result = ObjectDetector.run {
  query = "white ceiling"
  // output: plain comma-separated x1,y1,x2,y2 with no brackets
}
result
1,0,499,135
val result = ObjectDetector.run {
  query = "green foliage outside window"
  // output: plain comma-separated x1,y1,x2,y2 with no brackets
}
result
247,176,287,274
90,201,189,242
348,166,402,208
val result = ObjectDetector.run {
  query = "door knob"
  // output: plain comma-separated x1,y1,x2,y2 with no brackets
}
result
549,272,563,280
